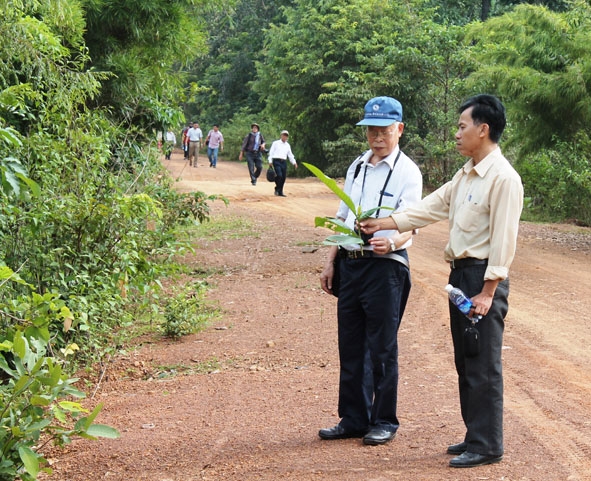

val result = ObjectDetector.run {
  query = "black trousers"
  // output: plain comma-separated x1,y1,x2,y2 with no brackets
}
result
273,159,287,194
246,151,262,183
449,264,509,456
336,256,411,433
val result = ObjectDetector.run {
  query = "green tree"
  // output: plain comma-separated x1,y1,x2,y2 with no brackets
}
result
83,0,207,132
254,0,468,182
426,0,569,24
185,0,294,126
464,2,591,156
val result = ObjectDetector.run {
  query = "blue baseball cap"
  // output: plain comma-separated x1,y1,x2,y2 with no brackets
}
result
356,96,403,126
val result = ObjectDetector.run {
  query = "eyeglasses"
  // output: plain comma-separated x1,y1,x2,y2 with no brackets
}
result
366,128,396,139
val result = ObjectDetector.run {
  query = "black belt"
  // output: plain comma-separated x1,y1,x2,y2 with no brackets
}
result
273,158,286,161
449,257,488,269
190,140,200,142
339,248,409,269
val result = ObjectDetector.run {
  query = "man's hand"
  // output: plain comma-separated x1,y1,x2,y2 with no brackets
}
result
359,216,397,235
320,246,338,295
320,261,335,295
469,279,500,317
368,231,412,254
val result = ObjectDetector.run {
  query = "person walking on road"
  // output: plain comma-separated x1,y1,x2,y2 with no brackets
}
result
164,128,176,160
268,130,297,196
205,125,224,168
239,123,266,185
181,122,191,160
186,122,203,167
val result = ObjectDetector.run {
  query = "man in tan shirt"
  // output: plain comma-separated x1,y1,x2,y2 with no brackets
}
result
361,94,523,468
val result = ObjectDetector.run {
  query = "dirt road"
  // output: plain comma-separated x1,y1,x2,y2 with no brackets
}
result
43,153,591,481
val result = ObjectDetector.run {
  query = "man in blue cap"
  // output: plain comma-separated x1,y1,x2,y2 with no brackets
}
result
318,96,423,445
360,94,523,467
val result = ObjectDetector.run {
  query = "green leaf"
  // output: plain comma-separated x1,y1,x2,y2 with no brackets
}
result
18,446,40,478
57,401,87,413
360,205,395,219
30,395,51,407
13,331,26,359
303,162,357,213
314,216,358,236
85,424,121,439
324,234,364,246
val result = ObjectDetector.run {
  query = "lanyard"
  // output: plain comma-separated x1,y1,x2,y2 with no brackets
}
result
360,150,401,218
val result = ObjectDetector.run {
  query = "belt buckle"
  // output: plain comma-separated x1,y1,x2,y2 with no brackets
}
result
450,259,456,269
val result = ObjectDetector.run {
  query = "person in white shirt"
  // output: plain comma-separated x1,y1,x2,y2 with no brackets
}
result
268,130,297,197
318,96,422,447
186,122,203,167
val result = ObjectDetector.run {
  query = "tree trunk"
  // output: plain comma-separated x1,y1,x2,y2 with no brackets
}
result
481,0,491,20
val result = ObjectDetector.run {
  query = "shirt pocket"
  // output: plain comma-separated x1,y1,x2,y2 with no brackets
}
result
456,202,488,232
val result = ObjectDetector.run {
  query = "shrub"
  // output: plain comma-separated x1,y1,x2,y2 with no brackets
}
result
162,282,213,339
0,331,119,480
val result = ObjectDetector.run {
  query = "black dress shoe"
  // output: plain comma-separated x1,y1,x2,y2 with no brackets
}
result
318,424,366,440
447,441,467,454
362,428,396,445
449,451,503,468
278,193,287,197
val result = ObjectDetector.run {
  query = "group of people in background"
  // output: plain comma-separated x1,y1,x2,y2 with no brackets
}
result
164,120,297,196
166,122,224,168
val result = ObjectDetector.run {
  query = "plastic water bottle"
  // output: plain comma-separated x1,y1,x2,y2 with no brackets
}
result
444,284,473,316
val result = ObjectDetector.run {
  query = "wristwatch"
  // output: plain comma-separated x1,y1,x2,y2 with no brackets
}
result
389,238,396,252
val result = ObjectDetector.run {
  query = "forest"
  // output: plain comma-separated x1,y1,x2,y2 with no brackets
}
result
0,0,590,479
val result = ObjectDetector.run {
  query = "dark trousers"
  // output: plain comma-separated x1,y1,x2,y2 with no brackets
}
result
273,159,287,194
336,256,411,432
246,151,262,183
449,265,509,456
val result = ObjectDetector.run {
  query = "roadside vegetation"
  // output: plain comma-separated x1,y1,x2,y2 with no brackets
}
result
0,0,590,479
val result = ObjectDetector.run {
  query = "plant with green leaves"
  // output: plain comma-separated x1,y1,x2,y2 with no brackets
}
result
0,331,120,480
162,281,215,339
303,162,393,247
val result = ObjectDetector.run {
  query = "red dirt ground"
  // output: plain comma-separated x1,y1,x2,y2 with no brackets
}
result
40,152,591,481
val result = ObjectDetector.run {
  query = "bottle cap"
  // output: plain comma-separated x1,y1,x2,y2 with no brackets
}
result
444,284,453,293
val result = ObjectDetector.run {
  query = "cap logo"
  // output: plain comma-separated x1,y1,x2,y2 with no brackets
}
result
373,104,380,112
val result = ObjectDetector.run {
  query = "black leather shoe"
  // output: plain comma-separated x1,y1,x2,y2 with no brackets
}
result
449,451,503,468
362,428,396,445
318,424,366,440
278,193,287,197
447,441,467,454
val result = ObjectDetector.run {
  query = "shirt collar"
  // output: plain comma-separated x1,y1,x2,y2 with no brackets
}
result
462,147,501,177
362,145,400,169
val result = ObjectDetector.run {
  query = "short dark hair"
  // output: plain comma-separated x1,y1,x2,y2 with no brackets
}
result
459,94,506,143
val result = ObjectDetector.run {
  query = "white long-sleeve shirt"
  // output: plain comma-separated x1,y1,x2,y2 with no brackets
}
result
268,139,296,165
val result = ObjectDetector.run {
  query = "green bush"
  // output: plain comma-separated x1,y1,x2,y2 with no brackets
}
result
517,134,591,226
162,282,214,339
0,331,119,480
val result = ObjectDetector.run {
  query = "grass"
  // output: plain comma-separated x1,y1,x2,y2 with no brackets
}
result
192,215,261,241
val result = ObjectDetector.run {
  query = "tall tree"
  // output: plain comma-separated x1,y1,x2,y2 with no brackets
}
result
82,0,207,131
254,0,467,180
464,1,591,155
186,0,294,126
465,1,591,224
